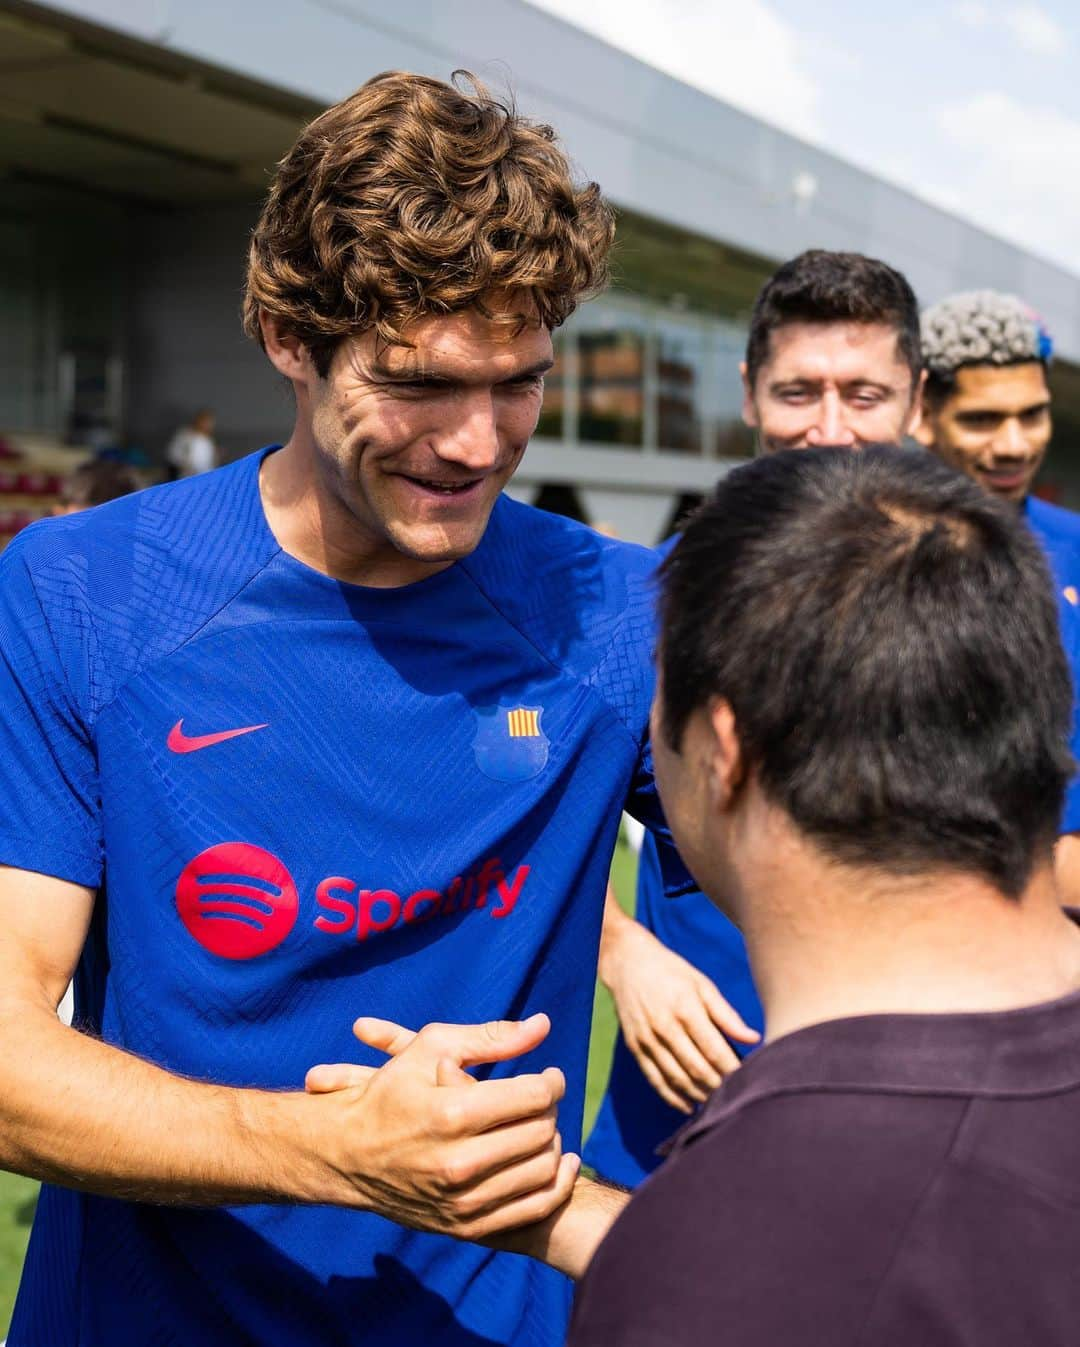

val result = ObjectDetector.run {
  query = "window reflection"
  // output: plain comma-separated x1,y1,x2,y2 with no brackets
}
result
577,305,647,447
656,320,704,454
534,340,566,439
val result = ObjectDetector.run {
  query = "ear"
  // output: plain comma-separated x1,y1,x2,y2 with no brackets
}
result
259,311,315,384
905,368,927,440
706,698,745,810
739,362,758,429
911,401,937,449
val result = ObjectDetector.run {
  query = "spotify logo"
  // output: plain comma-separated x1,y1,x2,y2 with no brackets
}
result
176,842,299,960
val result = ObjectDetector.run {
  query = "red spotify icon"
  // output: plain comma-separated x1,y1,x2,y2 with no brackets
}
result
176,842,299,960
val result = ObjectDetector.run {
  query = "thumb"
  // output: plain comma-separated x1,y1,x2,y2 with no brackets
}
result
305,1061,376,1093
415,1012,552,1069
352,1017,419,1057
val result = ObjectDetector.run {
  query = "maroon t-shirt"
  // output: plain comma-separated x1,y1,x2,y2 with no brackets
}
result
570,980,1080,1345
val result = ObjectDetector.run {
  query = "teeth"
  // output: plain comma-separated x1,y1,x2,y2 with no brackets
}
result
414,478,473,493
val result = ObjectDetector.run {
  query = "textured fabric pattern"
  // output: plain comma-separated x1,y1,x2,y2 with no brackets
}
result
4,449,662,1347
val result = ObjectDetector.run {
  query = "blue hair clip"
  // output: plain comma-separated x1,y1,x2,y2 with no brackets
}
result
1038,324,1054,362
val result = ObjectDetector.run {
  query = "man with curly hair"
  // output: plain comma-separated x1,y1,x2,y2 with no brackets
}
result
0,71,664,1346
917,290,1080,900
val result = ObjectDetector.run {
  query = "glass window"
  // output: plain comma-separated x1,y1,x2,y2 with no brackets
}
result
534,338,566,439
655,315,705,454
575,302,648,448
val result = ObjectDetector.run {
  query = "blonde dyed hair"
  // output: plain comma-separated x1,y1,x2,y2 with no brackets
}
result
242,70,614,374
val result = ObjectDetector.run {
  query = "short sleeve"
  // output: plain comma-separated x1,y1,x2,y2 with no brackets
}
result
624,735,695,897
0,529,103,886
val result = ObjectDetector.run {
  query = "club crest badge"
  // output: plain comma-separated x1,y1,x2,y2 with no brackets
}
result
472,704,549,783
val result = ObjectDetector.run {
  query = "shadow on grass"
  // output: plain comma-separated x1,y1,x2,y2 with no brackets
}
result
14,1194,36,1227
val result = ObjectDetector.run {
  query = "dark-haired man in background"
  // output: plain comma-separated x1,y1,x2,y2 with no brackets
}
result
570,445,1080,1346
917,290,1080,899
588,249,925,1185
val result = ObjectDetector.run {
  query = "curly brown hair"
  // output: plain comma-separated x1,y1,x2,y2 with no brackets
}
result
242,70,614,376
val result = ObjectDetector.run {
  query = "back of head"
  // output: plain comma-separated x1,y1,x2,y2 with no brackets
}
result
744,250,921,389
242,70,614,375
660,445,1072,897
57,459,138,512
921,290,1053,409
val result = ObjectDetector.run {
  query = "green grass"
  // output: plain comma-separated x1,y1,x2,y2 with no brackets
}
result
0,1170,37,1335
0,837,639,1335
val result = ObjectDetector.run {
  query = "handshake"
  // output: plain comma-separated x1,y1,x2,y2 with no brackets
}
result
301,1012,611,1277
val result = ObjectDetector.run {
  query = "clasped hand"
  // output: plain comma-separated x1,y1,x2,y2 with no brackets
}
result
305,1012,579,1241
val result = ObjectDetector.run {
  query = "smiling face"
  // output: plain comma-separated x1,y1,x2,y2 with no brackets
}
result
742,320,922,453
915,362,1052,504
265,305,553,581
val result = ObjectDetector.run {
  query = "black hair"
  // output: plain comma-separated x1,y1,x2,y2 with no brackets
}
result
660,445,1073,898
922,358,1049,413
59,460,138,509
744,250,921,389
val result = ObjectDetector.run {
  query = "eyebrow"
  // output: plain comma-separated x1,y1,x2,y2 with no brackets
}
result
767,377,895,393
955,400,1051,418
373,357,555,384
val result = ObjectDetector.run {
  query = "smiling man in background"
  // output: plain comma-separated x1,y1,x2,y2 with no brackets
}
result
918,290,1080,900
588,250,926,1187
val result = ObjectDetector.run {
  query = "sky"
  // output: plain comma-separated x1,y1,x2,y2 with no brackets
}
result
527,0,1080,278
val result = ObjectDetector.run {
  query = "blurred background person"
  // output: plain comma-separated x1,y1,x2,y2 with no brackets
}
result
50,459,138,516
165,409,217,479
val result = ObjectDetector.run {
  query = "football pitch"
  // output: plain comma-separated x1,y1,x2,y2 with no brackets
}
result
0,836,638,1335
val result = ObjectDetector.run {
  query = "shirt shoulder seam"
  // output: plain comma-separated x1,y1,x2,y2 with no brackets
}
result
91,544,282,730
456,560,645,753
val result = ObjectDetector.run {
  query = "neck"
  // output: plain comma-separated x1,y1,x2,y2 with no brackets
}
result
734,822,1080,1043
258,431,451,589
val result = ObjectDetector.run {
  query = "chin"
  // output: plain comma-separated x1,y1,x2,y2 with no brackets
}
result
393,524,488,564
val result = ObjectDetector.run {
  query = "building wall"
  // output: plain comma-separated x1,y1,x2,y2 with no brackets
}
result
126,202,288,458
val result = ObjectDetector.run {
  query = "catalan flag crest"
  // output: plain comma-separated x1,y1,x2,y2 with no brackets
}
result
472,702,549,782
507,707,541,738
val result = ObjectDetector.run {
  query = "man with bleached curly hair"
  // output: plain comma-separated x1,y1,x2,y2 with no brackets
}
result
0,71,656,1346
917,289,1080,903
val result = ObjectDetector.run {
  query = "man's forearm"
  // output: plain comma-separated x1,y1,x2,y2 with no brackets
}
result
0,996,334,1207
497,1174,630,1279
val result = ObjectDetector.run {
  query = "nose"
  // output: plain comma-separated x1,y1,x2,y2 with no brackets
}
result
435,390,500,472
992,416,1028,458
804,392,856,448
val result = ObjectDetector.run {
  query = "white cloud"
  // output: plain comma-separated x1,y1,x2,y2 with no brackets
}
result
933,90,1080,271
526,0,822,141
1004,4,1067,55
953,1,990,26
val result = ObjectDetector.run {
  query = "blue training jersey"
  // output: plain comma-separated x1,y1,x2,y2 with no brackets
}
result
2,448,667,1347
586,497,1080,1188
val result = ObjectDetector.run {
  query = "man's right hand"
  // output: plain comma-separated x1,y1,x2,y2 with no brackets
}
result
306,1013,581,1240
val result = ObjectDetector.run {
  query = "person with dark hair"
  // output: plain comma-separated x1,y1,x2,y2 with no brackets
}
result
565,446,1080,1344
0,70,673,1347
587,249,925,1189
51,458,139,514
917,291,1080,900
742,247,923,451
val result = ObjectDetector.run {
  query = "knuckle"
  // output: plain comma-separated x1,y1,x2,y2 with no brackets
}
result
438,1156,473,1192
437,1097,467,1136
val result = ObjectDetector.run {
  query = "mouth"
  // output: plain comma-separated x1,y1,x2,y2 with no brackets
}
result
397,474,487,501
978,463,1036,493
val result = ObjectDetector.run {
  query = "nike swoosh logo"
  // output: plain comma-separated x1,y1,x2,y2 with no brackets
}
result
167,720,269,754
